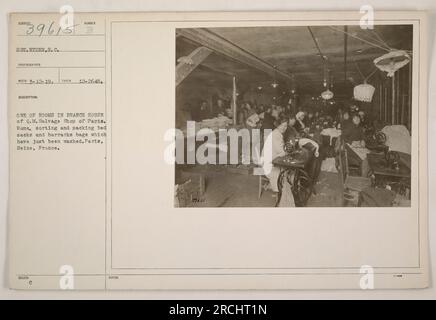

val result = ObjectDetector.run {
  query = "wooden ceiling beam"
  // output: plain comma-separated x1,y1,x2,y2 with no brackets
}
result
176,46,212,86
307,26,327,62
176,28,293,81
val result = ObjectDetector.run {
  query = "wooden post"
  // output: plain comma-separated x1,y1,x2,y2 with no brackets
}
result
378,83,382,120
396,69,401,124
344,26,348,82
401,94,406,125
232,76,237,125
391,74,395,125
408,63,412,131
384,86,388,123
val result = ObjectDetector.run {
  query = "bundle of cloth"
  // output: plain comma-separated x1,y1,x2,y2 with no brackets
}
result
381,125,411,155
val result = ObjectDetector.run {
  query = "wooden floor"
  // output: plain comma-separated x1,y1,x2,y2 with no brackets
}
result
181,165,343,207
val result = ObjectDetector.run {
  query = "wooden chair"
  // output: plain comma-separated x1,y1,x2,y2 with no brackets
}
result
337,138,372,206
256,143,271,199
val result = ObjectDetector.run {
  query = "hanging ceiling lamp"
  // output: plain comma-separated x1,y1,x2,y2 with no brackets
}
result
374,50,410,77
323,66,328,88
354,82,375,102
307,26,334,102
321,68,334,100
271,65,279,88
290,74,296,94
329,26,410,78
353,61,377,103
321,89,334,100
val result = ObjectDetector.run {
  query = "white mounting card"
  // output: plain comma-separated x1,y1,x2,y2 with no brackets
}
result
7,11,428,290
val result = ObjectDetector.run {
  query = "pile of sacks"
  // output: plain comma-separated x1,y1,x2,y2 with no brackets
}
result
199,115,233,131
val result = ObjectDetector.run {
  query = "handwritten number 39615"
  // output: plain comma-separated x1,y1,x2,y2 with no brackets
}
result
26,22,77,36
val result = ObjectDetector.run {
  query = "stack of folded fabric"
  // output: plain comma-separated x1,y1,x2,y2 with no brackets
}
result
200,116,233,131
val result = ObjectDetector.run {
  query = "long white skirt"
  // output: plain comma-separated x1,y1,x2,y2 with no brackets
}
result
266,166,281,192
266,167,296,207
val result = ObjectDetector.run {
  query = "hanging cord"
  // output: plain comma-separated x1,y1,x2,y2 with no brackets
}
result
371,30,413,55
329,26,413,56
307,26,327,61
328,26,391,52
364,69,378,82
353,60,378,83
353,60,365,81
308,26,331,89
371,30,392,51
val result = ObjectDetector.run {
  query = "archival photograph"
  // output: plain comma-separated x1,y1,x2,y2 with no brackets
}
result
174,24,413,208
6,10,429,292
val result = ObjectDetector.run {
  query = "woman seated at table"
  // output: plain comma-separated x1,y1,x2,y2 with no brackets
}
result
284,114,299,142
294,111,306,133
286,120,322,194
342,113,365,147
284,115,321,173
339,110,351,131
260,105,275,131
263,117,288,193
271,106,283,128
246,108,260,128
305,110,315,128
237,101,255,126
